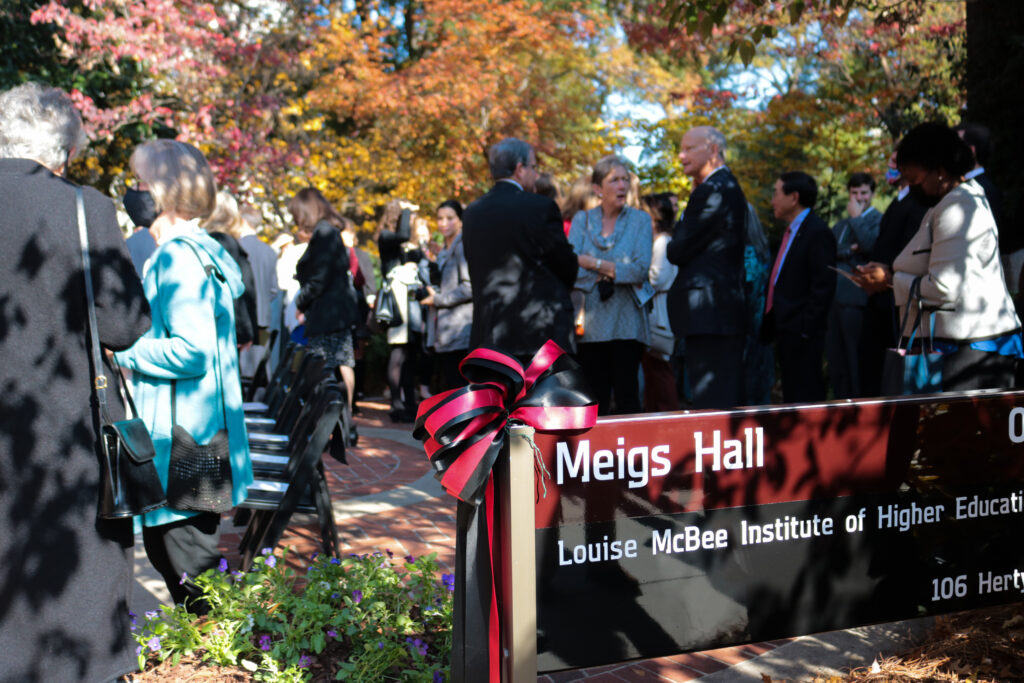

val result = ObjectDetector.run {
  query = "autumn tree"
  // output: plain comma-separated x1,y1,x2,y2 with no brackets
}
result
623,0,964,231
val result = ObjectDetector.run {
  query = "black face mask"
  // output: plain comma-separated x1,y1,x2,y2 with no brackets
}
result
908,184,940,209
123,188,158,228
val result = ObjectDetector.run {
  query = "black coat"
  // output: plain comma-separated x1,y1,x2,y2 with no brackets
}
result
295,220,358,338
378,209,413,278
666,167,748,337
0,158,151,681
462,181,577,356
208,231,258,345
870,192,928,268
766,211,837,339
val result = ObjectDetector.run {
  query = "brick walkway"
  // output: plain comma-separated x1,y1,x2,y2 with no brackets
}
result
219,400,795,682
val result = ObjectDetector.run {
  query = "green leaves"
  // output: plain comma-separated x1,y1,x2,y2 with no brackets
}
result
132,548,454,681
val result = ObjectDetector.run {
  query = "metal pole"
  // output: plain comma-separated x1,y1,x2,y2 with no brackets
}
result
500,425,538,682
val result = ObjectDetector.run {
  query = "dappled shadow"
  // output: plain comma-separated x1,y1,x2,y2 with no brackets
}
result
535,389,1024,671
1,196,150,681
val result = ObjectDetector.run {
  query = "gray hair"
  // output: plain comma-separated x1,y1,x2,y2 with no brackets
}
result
0,82,87,171
701,126,728,162
591,155,630,186
201,190,244,238
488,137,533,180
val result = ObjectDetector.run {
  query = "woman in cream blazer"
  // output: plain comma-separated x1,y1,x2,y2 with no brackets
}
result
863,122,1020,392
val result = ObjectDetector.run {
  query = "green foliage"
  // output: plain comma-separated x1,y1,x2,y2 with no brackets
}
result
132,549,453,682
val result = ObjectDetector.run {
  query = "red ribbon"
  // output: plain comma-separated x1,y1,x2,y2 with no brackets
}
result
413,340,597,681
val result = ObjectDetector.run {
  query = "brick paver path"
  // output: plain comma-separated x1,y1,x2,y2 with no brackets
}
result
221,400,792,682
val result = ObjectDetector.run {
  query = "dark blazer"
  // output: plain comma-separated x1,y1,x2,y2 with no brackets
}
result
972,171,1011,253
767,211,837,339
0,158,151,682
295,220,358,337
208,231,258,345
462,181,577,356
871,191,927,267
378,209,412,277
666,167,748,337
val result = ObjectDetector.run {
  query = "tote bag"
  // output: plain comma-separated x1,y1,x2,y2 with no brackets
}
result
881,276,943,395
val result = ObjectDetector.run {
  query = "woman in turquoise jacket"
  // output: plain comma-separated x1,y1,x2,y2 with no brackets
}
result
115,140,253,612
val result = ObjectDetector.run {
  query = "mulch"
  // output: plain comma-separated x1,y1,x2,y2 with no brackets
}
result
839,603,1024,683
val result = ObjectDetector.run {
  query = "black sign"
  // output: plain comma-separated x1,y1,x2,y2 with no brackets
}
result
532,393,1024,672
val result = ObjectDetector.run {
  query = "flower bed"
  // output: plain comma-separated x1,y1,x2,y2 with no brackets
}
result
129,548,453,682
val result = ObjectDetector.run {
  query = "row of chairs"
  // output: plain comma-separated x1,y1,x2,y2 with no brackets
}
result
235,344,350,569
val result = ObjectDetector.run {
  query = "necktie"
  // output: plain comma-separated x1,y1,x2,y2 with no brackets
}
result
765,225,793,313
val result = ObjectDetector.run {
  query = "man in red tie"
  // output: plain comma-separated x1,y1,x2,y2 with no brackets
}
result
764,171,837,403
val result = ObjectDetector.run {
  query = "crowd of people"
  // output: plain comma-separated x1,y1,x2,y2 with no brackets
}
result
1,78,1021,680
291,122,1020,419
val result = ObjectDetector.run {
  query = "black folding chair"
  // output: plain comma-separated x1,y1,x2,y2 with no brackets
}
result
237,380,344,569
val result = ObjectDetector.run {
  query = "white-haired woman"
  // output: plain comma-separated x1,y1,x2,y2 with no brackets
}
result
568,155,653,415
0,82,152,681
115,139,253,612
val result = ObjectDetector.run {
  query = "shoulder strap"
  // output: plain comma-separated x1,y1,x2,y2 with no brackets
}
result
76,188,111,423
76,188,140,421
165,235,228,430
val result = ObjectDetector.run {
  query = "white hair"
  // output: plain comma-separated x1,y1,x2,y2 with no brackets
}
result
0,82,86,171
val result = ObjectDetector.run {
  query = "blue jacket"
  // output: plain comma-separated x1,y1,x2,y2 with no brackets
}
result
116,230,254,527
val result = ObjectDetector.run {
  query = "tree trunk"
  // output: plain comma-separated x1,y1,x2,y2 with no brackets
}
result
966,0,1024,252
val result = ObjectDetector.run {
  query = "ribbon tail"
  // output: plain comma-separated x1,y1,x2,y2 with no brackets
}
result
486,474,501,683
451,491,495,683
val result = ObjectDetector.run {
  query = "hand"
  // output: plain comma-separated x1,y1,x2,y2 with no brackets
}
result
296,311,306,324
852,262,892,294
421,287,435,307
847,197,866,219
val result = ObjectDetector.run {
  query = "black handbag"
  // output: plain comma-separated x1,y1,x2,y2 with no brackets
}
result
76,187,166,519
375,280,403,328
163,239,235,513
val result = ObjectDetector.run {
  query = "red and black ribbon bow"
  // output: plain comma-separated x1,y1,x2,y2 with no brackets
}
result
413,340,597,682
413,340,597,504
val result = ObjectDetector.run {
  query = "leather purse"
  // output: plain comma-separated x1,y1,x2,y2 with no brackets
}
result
76,187,166,519
375,280,403,328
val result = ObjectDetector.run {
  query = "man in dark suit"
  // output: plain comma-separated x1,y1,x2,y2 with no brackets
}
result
462,137,578,357
764,171,837,403
858,151,928,397
666,126,748,409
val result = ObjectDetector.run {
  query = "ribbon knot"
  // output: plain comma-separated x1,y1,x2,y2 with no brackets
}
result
413,340,598,505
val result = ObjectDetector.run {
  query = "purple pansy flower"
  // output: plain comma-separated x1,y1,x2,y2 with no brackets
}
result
352,589,363,604
259,635,272,651
147,636,161,652
218,558,229,572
